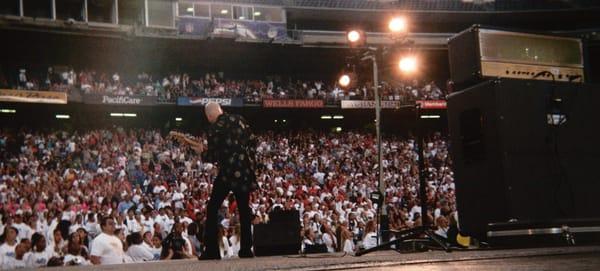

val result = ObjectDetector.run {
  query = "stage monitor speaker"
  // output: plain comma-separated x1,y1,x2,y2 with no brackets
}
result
447,78,600,240
253,210,301,256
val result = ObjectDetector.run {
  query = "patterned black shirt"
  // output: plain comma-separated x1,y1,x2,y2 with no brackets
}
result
203,113,257,191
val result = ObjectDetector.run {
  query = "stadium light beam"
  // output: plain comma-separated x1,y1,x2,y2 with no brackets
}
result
399,56,418,74
389,16,408,33
338,74,351,87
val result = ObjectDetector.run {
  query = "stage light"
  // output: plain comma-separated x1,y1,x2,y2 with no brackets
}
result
399,56,418,74
321,115,332,120
347,30,362,43
55,114,70,119
389,17,408,33
1,109,16,114
175,117,183,121
338,74,351,87
333,115,344,119
110,113,123,117
335,127,342,132
420,115,441,119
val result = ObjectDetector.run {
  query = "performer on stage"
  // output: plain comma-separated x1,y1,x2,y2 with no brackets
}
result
177,102,257,260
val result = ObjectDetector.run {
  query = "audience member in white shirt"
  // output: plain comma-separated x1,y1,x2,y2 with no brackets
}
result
90,216,127,265
84,213,100,239
362,221,378,250
142,231,160,260
126,210,143,234
0,227,18,260
2,243,27,269
25,233,55,268
321,224,337,253
341,229,355,254
126,232,154,262
12,214,31,242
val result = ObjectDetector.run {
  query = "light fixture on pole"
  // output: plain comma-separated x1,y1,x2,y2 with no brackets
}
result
346,30,366,47
347,30,361,43
338,74,351,87
388,16,408,34
399,56,418,74
353,16,451,257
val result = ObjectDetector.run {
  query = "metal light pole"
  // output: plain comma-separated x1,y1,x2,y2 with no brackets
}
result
373,53,386,247
347,17,410,248
363,50,385,246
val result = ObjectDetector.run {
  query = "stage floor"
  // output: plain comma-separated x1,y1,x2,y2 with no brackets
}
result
63,246,600,271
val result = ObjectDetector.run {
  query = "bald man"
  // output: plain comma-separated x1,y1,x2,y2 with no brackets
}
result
198,102,257,260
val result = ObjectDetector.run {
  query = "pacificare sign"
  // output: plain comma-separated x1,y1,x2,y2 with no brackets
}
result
83,95,156,106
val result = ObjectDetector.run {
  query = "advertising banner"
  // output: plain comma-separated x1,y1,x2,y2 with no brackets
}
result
263,99,324,108
213,18,288,41
416,100,447,109
0,89,67,104
83,95,157,106
177,97,244,107
340,100,401,109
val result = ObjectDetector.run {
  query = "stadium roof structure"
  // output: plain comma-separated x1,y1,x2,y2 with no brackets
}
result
203,0,600,12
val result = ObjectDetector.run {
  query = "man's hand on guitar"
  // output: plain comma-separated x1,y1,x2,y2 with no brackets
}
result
169,131,205,153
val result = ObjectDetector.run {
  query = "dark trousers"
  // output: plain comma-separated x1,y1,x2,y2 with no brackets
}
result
203,179,253,257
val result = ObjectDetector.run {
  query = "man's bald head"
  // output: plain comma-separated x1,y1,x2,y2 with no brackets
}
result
205,102,223,123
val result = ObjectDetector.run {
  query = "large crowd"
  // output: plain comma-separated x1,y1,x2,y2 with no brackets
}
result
0,127,456,268
0,67,448,104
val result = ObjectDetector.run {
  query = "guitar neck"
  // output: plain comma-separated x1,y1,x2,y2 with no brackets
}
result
182,137,202,147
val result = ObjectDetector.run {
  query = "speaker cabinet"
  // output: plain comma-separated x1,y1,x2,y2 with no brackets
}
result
447,79,600,240
253,210,301,256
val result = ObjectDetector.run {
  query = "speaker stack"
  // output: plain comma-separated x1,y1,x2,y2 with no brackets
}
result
446,25,600,246
253,210,302,256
